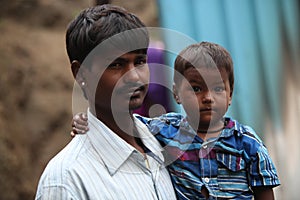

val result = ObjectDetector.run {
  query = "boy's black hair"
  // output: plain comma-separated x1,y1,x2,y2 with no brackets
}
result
174,41,234,92
66,4,149,64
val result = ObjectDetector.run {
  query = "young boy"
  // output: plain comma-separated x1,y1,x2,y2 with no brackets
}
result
73,42,280,199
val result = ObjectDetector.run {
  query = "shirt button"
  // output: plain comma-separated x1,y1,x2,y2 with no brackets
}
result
204,177,209,183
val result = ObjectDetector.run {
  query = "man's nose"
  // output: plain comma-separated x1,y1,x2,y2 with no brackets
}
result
123,63,140,83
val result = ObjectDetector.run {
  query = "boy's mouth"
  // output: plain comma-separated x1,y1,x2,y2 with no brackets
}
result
200,107,212,112
200,107,216,114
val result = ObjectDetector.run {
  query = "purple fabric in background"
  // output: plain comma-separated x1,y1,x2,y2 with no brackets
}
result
134,41,174,117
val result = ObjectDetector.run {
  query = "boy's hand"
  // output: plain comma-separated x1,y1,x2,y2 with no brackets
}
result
71,112,89,137
253,186,275,200
201,186,209,199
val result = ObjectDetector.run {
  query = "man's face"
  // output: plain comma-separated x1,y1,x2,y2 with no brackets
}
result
88,51,149,115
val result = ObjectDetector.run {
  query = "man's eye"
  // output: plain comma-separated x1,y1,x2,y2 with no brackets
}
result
108,62,122,68
135,58,147,66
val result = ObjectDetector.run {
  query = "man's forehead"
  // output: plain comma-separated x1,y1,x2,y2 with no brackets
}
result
94,49,146,61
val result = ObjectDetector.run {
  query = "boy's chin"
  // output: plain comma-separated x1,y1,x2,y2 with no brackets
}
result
197,118,216,130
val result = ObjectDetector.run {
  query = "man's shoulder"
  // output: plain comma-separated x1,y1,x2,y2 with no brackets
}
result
35,135,112,199
38,136,92,183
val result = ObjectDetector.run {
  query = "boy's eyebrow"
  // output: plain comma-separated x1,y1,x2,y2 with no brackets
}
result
187,78,225,86
214,80,225,85
187,79,205,84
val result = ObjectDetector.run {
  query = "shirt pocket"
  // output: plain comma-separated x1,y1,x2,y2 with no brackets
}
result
216,152,250,192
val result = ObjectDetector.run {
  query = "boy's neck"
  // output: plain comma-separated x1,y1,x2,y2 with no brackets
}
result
197,130,222,141
196,120,225,141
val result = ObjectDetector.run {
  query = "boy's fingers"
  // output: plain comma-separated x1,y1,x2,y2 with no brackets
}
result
73,122,89,131
72,127,88,135
70,131,76,137
71,112,89,138
78,112,88,121
73,115,88,126
75,115,88,125
81,113,88,120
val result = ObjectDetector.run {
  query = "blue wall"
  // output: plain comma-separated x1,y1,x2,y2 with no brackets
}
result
157,0,300,135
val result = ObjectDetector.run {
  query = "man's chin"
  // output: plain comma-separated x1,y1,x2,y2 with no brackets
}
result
128,99,144,111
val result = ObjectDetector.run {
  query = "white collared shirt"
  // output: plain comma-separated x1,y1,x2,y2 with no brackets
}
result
35,110,176,200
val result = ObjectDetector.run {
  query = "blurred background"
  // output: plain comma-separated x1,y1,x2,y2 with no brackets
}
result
0,0,299,199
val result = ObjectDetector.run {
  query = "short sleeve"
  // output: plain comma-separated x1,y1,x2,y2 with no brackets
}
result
248,144,280,188
134,114,162,135
134,112,183,137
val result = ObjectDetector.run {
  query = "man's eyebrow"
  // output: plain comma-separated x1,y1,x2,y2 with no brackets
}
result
111,57,125,62
135,54,147,58
105,53,147,63
108,57,129,64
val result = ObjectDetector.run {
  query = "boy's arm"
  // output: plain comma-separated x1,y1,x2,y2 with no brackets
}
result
252,186,274,200
248,143,280,200
71,112,184,137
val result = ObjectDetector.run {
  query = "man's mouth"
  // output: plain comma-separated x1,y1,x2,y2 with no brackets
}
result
128,85,145,98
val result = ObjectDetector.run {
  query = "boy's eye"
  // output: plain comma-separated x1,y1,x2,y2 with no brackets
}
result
214,86,225,92
192,86,202,92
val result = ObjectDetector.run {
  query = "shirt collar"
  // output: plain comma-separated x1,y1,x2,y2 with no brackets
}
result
87,109,164,176
134,116,164,162
178,116,241,139
220,117,243,138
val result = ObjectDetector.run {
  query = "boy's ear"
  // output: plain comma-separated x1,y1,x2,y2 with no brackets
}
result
229,90,233,106
173,83,181,104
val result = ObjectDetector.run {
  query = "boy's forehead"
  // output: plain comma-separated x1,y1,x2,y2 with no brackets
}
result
183,51,217,68
184,66,228,82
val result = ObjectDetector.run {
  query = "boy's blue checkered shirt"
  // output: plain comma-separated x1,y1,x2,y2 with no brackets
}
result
135,112,280,200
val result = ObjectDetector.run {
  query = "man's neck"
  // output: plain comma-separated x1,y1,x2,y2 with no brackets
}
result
92,109,145,154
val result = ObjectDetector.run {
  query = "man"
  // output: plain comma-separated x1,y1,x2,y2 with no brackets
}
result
35,4,176,200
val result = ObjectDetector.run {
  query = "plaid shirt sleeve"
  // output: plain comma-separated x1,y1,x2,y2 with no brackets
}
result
248,143,280,187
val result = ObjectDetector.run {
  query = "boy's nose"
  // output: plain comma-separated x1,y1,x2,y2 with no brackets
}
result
202,91,213,104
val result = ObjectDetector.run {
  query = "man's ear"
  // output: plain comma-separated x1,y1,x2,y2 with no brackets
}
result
71,60,88,99
173,83,181,104
71,60,81,79
71,60,85,84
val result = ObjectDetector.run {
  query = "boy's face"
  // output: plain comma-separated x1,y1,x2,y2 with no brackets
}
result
176,67,232,130
86,51,149,115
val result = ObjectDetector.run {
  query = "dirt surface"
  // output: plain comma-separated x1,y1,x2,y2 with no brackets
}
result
0,1,157,199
